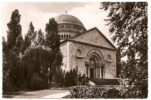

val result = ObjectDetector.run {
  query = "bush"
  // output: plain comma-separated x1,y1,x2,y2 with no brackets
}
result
102,88,122,98
65,69,77,87
69,86,122,98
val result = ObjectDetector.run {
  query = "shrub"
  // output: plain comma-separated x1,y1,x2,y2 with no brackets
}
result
65,69,77,87
102,88,122,98
69,86,123,98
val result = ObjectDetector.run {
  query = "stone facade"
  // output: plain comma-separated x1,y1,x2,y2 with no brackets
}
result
55,14,117,79
60,28,116,79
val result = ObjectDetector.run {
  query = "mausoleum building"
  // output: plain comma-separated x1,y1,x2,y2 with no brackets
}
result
55,14,117,79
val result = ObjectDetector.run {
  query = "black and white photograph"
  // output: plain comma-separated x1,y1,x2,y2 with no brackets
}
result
1,0,148,99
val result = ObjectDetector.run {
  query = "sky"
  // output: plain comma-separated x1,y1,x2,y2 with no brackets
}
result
2,2,114,45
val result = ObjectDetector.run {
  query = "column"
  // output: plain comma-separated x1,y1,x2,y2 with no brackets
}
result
94,67,96,78
101,66,103,79
86,66,88,77
98,67,100,78
100,67,102,78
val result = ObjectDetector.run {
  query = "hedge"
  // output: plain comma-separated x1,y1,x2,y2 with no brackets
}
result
69,85,123,98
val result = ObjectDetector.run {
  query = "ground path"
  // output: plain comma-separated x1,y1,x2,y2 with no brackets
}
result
9,89,70,99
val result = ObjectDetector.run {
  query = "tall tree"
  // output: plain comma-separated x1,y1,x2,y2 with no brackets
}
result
45,18,62,82
3,9,22,90
15,35,24,56
37,29,45,46
24,22,37,49
101,2,148,98
7,9,22,50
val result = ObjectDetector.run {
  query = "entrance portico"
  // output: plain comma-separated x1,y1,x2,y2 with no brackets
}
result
85,50,105,79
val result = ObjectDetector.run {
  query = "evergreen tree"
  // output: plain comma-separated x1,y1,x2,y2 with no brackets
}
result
101,2,148,98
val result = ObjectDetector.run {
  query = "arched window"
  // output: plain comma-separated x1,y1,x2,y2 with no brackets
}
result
76,49,81,57
69,34,71,38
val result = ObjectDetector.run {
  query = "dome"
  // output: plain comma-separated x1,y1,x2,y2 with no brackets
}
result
54,14,86,40
55,14,85,28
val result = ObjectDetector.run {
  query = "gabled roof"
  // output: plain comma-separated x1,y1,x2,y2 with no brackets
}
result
72,27,116,50
61,39,116,51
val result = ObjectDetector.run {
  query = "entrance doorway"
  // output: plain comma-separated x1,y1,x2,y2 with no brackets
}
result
90,68,94,78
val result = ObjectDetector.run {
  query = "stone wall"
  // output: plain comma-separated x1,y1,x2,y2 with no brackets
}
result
73,28,115,49
67,41,116,79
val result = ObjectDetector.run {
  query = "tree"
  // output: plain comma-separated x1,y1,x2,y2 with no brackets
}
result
8,51,21,89
116,50,121,77
37,29,45,46
24,22,37,49
54,69,65,87
2,37,9,56
7,9,22,50
15,35,24,56
21,47,51,89
45,18,62,82
3,9,22,91
101,2,148,98
64,69,77,87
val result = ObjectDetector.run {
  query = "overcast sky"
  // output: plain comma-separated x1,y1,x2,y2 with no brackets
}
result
2,2,114,44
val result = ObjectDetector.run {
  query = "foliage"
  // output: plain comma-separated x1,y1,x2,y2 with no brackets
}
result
45,18,62,82
2,37,9,55
3,9,23,92
3,53,17,92
116,50,121,77
8,51,21,88
69,86,122,98
79,74,89,85
7,9,22,50
3,9,63,91
101,2,148,98
16,35,24,55
30,73,48,90
102,88,122,98
54,69,65,87
24,22,37,49
65,69,77,87
21,46,51,89
37,29,45,46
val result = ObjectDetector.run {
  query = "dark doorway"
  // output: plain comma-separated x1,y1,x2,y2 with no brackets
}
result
90,68,94,78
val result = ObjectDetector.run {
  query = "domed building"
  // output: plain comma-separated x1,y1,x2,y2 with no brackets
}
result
55,14,117,79
55,14,86,40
